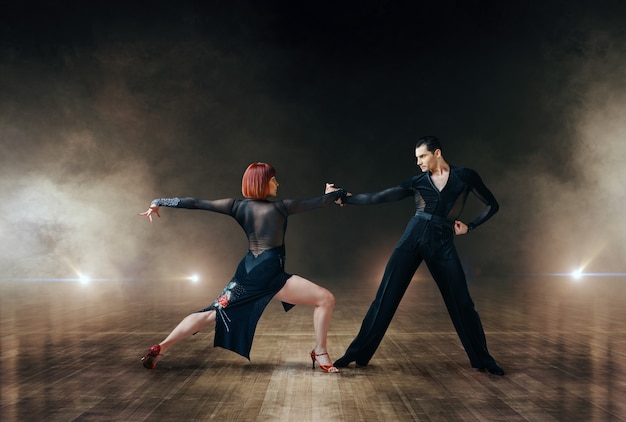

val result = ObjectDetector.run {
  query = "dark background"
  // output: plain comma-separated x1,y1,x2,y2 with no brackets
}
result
1,0,625,285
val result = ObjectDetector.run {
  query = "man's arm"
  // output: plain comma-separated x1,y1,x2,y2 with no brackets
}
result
465,169,499,232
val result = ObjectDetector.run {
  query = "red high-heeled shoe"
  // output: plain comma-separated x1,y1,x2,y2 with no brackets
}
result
141,344,162,369
310,350,340,373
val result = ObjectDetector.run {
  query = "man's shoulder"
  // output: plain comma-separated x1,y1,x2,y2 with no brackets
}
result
451,165,480,178
450,166,490,190
401,173,426,187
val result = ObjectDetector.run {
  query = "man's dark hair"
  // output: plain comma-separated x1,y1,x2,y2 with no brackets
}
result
415,136,442,153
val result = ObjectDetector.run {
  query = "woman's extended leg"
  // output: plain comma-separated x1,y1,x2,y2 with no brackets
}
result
159,310,217,354
273,275,338,372
141,310,216,368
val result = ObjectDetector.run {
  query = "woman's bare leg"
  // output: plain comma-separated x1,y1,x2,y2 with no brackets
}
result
273,275,337,370
158,310,217,354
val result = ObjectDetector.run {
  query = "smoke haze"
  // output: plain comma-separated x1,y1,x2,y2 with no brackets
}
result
1,1,625,283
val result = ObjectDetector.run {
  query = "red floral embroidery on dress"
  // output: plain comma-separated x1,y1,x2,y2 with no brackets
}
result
212,280,245,332
217,294,229,308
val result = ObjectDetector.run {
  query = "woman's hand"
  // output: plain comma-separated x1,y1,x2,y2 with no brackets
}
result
325,183,340,194
325,183,349,206
138,205,160,223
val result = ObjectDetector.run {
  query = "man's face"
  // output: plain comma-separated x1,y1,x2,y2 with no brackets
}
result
415,145,438,173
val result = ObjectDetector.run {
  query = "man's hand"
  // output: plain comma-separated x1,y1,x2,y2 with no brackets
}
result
454,220,469,235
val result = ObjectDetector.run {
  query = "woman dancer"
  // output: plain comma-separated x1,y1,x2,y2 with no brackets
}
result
138,162,346,373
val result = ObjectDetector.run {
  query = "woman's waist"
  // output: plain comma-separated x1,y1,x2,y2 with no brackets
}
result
248,244,286,258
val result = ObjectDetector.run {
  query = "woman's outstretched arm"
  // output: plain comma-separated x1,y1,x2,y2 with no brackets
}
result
138,197,237,222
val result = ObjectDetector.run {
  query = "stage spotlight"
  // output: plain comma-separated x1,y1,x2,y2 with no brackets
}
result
189,274,200,283
79,274,91,285
571,269,583,281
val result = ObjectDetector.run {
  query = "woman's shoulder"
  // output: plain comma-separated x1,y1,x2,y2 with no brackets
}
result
237,198,277,207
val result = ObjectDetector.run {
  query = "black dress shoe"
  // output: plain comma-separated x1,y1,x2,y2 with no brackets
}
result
333,355,354,368
483,362,504,376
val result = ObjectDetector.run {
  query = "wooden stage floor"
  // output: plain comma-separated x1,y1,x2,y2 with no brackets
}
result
2,273,625,421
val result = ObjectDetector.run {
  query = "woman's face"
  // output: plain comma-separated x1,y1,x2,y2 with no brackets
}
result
267,176,279,197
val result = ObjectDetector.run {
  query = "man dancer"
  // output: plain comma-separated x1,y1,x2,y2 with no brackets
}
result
332,136,504,375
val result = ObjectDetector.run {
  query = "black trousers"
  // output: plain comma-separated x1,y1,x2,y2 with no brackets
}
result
343,212,496,368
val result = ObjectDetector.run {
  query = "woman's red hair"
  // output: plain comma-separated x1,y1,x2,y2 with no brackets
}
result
241,162,276,199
